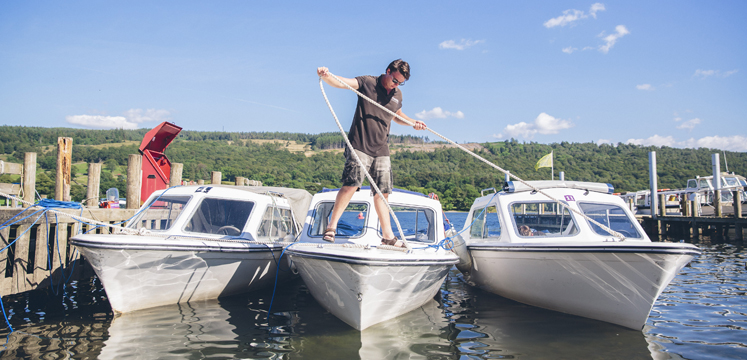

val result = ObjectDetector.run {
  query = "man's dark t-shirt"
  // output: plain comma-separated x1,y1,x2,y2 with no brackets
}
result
348,75,403,157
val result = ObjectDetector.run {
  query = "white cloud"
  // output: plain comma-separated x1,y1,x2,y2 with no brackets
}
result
694,69,716,79
723,69,739,77
65,108,171,129
589,3,606,18
65,115,137,129
625,135,676,147
498,113,574,139
415,107,465,120
636,84,654,91
599,25,629,53
562,46,577,54
681,135,747,151
676,118,701,131
544,3,606,28
625,134,747,151
597,138,613,145
694,69,739,79
439,39,485,50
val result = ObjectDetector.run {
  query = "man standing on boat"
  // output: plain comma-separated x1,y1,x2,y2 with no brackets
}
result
316,59,427,247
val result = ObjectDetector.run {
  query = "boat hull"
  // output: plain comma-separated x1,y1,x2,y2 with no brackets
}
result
72,234,288,313
287,246,456,330
466,243,699,329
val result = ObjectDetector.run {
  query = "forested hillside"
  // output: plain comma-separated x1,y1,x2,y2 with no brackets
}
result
1,126,744,210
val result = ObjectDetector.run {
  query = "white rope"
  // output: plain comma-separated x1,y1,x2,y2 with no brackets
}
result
321,72,626,241
318,78,411,249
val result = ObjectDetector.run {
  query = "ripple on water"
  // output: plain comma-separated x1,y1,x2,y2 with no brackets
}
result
646,244,747,360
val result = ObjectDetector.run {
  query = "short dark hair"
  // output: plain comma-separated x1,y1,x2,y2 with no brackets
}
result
387,59,410,80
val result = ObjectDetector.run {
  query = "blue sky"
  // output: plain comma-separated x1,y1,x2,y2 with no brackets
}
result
1,1,745,151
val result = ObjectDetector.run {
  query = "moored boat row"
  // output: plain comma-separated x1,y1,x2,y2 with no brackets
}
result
71,180,699,331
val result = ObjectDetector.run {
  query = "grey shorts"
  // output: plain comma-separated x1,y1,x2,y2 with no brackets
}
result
341,147,393,194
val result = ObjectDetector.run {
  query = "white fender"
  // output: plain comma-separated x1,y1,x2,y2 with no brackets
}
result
446,229,472,275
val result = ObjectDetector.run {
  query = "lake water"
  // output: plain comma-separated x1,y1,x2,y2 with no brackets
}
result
1,212,745,359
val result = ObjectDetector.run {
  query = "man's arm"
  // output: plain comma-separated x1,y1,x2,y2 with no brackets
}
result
317,67,359,90
393,109,427,130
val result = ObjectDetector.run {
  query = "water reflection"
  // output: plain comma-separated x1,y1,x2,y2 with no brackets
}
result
645,243,747,360
443,271,655,360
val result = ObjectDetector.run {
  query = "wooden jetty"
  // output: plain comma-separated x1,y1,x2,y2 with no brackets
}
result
637,191,746,241
1,137,261,297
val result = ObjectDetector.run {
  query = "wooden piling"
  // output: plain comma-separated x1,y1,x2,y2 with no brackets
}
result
22,152,37,206
235,176,245,186
211,171,222,185
170,163,183,187
126,154,142,209
55,137,73,202
197,179,205,185
734,190,742,219
86,163,102,207
715,190,723,217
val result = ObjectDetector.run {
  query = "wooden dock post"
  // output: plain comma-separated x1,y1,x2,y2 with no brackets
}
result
734,190,742,219
86,163,102,207
197,179,205,185
211,171,222,185
715,190,723,217
235,176,245,186
126,154,142,209
170,163,183,187
55,137,73,202
22,152,37,206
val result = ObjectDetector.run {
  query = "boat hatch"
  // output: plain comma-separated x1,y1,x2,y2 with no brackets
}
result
310,201,370,238
578,202,642,238
509,201,579,237
128,196,190,231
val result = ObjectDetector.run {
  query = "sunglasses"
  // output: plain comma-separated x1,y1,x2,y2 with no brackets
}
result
390,76,405,86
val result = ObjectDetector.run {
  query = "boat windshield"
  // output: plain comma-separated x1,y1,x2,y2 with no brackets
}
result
510,202,578,237
310,202,369,238
184,198,254,236
469,204,502,241
379,205,437,243
257,206,296,241
128,196,191,231
724,177,740,187
578,202,642,239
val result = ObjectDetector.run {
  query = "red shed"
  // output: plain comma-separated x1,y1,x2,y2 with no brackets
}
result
139,121,182,203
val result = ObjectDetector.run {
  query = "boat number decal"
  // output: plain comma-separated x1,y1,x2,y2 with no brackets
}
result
195,186,213,193
564,195,575,201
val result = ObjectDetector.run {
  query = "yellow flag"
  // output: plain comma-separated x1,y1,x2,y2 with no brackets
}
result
535,151,553,170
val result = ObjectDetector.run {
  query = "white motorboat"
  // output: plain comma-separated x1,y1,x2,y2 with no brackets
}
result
286,187,458,330
71,185,311,313
457,181,700,330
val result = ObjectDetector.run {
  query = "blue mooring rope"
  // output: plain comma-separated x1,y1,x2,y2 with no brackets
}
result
1,198,85,333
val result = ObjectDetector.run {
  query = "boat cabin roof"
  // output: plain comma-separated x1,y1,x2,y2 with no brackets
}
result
505,181,614,195
300,188,445,246
466,180,648,243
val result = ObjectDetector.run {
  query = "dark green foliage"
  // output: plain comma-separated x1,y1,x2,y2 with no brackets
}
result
1,126,745,210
